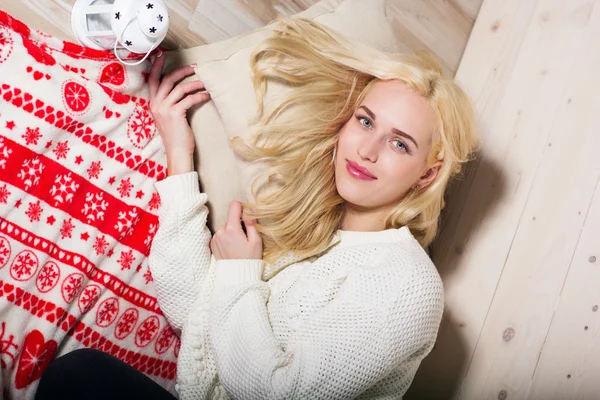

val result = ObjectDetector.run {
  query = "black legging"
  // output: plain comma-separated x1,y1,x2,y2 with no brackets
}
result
35,349,177,400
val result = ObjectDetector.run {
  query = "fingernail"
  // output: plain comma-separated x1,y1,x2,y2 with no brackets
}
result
189,63,198,68
157,50,163,58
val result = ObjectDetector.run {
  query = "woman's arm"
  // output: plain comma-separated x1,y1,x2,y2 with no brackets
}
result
148,171,213,333
146,51,212,333
207,259,444,399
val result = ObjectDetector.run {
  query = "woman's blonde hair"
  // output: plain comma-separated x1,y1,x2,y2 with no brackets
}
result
230,16,482,266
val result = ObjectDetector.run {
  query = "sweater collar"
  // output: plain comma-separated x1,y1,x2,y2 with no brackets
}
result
332,225,413,249
261,226,413,280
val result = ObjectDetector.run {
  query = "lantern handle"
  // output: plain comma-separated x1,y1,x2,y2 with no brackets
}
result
113,9,159,67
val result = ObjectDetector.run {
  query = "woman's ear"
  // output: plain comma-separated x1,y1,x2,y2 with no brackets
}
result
415,161,442,190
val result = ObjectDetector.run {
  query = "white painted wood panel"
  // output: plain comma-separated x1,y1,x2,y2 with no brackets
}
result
408,0,600,399
0,0,482,77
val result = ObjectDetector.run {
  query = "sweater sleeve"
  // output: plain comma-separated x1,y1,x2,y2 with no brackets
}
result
148,171,213,334
208,262,444,399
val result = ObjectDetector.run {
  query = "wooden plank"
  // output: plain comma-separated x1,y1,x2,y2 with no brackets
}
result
526,6,600,394
0,0,74,39
456,1,599,396
407,0,597,398
0,0,484,77
188,0,320,43
0,0,205,50
386,0,475,78
189,0,482,77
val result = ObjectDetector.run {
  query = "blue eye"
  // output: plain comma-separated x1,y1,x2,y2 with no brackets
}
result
357,115,372,128
393,140,407,151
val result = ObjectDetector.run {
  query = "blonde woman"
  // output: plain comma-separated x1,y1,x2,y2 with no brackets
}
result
36,17,481,400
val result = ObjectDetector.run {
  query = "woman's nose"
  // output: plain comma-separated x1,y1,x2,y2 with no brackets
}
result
357,134,381,162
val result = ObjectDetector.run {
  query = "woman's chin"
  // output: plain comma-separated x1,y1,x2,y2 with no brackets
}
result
336,182,375,208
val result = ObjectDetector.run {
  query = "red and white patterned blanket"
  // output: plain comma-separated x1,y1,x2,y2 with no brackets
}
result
0,10,178,399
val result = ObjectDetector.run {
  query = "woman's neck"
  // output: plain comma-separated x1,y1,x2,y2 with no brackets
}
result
340,203,390,232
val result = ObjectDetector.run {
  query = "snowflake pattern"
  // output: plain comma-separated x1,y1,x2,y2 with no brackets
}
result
0,184,10,204
143,267,153,284
25,200,43,223
154,326,175,354
78,284,101,313
135,316,160,347
61,273,84,304
0,137,13,170
86,160,103,179
50,173,79,206
148,192,160,211
22,127,42,145
127,104,156,149
18,157,44,190
0,236,11,268
59,218,75,239
114,207,139,239
96,297,120,328
36,261,61,293
144,223,157,251
83,192,109,223
63,80,91,113
114,308,138,339
117,177,134,198
10,250,39,281
117,249,135,270
0,322,19,370
93,235,109,256
53,141,70,159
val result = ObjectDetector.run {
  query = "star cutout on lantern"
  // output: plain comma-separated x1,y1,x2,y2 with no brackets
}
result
15,199,22,208
5,121,15,130
157,14,163,22
146,3,154,9
149,27,157,34
115,12,120,19
75,155,84,165
108,176,116,185
45,140,53,149
47,215,56,225
80,232,90,241
125,40,132,46
135,190,144,199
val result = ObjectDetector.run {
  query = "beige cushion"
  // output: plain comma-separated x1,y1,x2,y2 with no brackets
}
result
165,0,398,232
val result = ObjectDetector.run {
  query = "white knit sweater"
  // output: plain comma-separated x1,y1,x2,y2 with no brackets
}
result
148,172,444,400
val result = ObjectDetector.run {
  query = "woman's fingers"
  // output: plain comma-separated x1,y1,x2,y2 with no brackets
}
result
175,91,211,114
164,79,207,107
155,65,197,102
244,216,260,243
148,52,166,101
225,201,243,231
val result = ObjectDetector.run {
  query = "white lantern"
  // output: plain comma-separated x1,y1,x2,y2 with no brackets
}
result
71,0,169,65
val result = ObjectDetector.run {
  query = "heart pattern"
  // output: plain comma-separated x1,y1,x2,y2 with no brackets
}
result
0,8,176,398
14,330,57,389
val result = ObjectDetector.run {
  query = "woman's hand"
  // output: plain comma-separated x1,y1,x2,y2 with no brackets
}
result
148,52,210,176
210,201,263,260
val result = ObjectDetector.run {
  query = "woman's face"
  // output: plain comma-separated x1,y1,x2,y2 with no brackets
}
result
334,79,440,212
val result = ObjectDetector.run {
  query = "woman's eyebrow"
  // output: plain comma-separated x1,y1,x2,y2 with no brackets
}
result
358,105,419,149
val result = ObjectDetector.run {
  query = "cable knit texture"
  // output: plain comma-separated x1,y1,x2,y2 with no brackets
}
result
148,172,445,400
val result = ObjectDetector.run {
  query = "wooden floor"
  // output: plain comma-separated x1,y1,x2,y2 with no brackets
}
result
409,0,600,398
5,0,600,399
0,0,482,77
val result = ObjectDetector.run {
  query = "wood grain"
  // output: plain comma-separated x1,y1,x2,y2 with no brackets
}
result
0,0,481,77
408,0,600,398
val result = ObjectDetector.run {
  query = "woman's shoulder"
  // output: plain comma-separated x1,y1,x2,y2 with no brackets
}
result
345,238,442,286
328,241,444,309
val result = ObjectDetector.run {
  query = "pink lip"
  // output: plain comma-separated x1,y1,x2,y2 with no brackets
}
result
346,160,377,180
